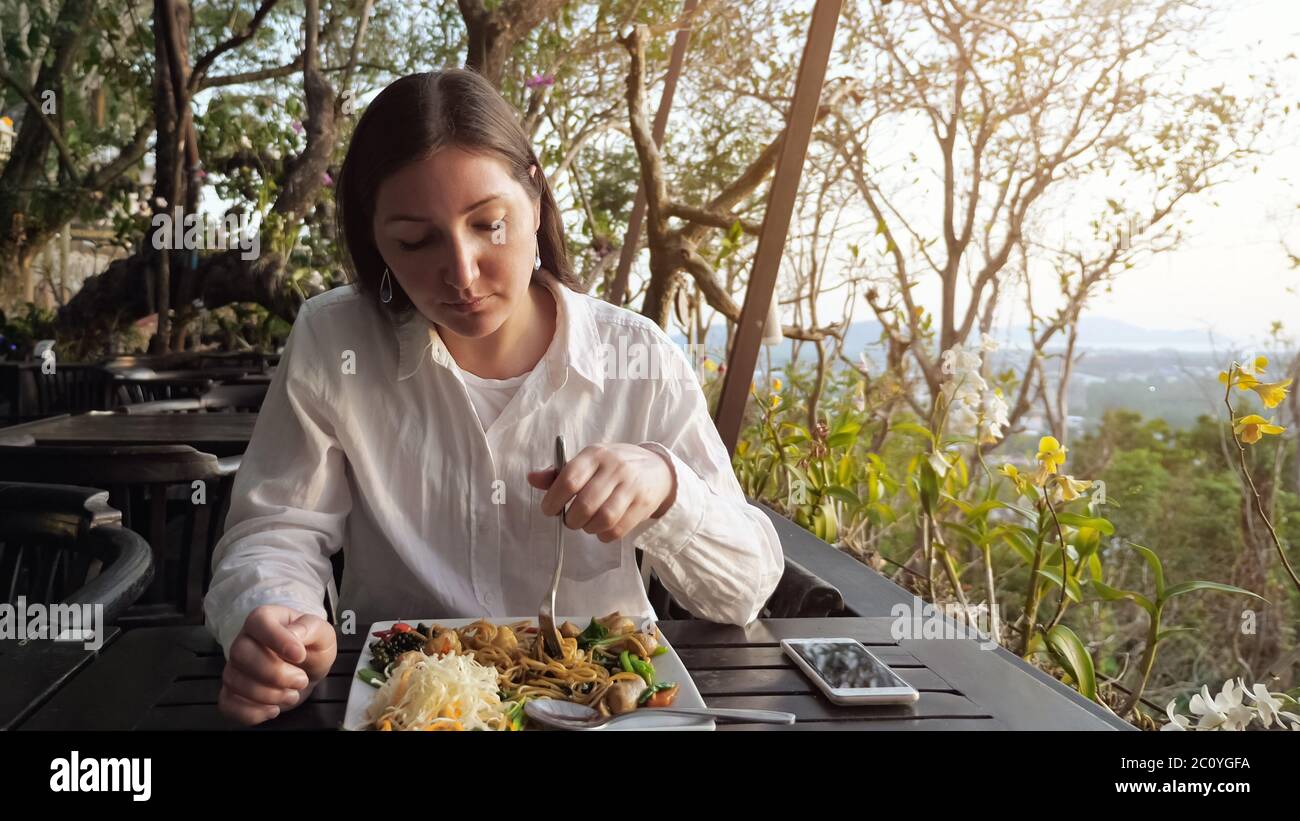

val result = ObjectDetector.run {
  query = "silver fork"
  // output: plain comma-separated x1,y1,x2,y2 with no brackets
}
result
538,435,567,658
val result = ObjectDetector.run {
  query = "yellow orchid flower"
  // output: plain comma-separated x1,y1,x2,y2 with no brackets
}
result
769,393,780,410
772,377,783,393
701,358,717,373
1220,358,1269,392
1251,378,1292,409
1234,414,1285,445
999,463,1030,496
1036,436,1067,474
1050,475,1093,505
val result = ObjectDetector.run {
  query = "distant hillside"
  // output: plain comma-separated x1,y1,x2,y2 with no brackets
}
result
669,318,1262,430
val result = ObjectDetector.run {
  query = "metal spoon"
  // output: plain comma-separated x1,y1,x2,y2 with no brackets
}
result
538,435,567,658
524,698,796,730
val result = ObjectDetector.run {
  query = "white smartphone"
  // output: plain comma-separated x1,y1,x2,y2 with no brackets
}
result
781,637,920,705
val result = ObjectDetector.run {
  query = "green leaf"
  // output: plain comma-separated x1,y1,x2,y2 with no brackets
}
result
945,522,985,547
827,430,859,449
821,500,839,543
1054,512,1115,536
891,422,936,443
778,423,810,444
1073,526,1101,558
1162,580,1265,603
1127,543,1166,598
824,485,861,507
1043,625,1098,701
869,502,897,524
917,460,940,514
1036,568,1081,601
1089,580,1155,615
995,526,1035,564
837,454,852,485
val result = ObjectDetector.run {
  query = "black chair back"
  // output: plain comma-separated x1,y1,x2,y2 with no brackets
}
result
0,444,236,626
0,482,153,624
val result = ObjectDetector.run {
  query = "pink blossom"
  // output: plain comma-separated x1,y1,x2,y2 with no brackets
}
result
291,120,304,134
322,171,333,186
525,73,555,89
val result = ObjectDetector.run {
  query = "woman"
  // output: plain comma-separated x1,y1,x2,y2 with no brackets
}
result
204,69,783,725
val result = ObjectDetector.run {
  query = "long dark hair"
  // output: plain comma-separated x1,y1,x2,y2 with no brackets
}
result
335,69,580,316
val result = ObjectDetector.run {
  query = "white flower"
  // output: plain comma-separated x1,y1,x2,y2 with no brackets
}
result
239,135,253,150
266,146,281,161
154,196,167,208
1189,684,1228,729
1162,700,1190,731
941,373,986,408
858,350,870,374
1191,679,1253,730
978,391,1010,444
980,332,999,352
927,450,950,478
948,401,979,437
1246,683,1284,728
941,344,982,376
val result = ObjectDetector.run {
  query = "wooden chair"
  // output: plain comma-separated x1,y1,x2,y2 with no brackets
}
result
113,383,267,415
0,444,237,626
28,364,117,416
0,482,154,625
112,375,215,407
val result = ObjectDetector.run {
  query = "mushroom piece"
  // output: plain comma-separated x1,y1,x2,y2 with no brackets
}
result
601,679,646,716
597,611,636,636
559,621,583,639
423,628,461,656
603,631,659,657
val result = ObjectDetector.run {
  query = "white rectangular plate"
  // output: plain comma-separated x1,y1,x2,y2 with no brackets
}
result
342,617,715,731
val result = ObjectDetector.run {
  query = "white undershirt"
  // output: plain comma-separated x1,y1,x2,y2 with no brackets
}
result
459,367,532,432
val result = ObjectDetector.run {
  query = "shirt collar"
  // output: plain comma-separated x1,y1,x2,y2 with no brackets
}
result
392,269,604,395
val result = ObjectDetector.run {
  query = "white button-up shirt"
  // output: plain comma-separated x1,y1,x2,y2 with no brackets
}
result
203,270,785,657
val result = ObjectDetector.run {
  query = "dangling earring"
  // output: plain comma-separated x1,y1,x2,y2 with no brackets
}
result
379,267,393,303
533,237,542,271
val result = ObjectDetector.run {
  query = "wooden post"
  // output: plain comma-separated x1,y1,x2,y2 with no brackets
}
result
712,0,842,454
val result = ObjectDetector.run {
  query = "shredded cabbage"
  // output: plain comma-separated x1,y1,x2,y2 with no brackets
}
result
366,652,507,731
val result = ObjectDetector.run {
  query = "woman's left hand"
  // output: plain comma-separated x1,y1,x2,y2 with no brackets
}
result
526,443,677,543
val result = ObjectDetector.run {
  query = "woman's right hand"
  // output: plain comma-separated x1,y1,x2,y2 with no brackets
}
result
217,604,338,726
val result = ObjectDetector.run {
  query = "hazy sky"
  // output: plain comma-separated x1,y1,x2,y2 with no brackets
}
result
1084,0,1300,346
758,0,1300,352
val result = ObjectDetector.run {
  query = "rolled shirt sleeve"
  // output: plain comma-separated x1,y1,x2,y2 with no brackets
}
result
203,302,351,658
629,341,785,626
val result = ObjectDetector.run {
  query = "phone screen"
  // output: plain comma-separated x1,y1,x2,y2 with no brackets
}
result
790,640,908,690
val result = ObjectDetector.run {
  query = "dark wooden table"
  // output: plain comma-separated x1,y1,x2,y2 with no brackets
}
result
0,412,257,457
17,618,1122,730
0,627,122,730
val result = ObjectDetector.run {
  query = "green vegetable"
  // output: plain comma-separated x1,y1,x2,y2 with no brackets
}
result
357,668,387,688
503,700,527,731
620,650,655,685
576,618,609,650
652,645,668,657
638,681,676,705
